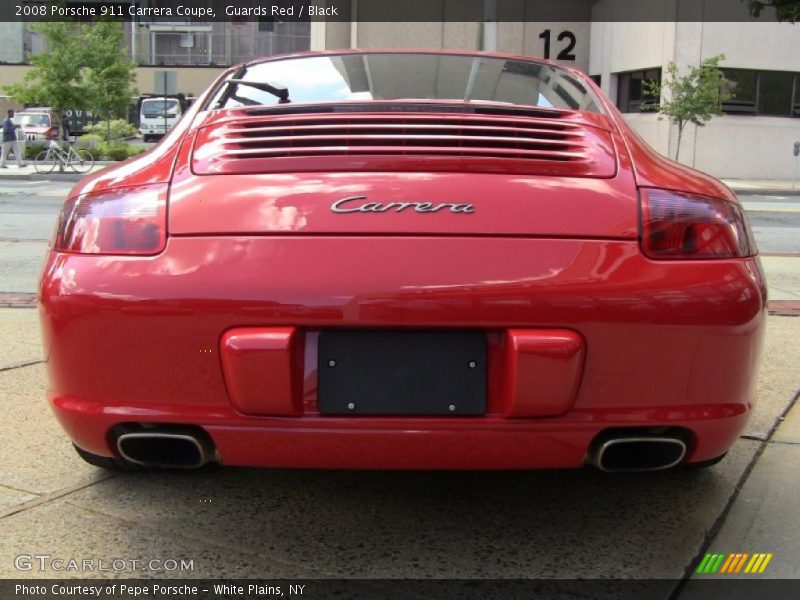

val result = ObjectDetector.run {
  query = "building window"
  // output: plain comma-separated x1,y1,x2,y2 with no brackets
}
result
721,69,757,114
127,21,311,66
722,69,799,117
616,69,661,113
795,86,800,117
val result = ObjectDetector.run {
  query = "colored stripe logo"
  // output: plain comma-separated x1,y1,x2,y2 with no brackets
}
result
696,552,773,574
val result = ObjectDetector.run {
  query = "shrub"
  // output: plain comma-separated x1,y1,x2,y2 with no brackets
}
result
84,119,137,142
77,134,103,150
24,142,47,160
98,141,129,161
97,141,146,161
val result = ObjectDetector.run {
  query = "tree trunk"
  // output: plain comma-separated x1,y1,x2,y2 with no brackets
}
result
674,122,684,161
58,110,65,172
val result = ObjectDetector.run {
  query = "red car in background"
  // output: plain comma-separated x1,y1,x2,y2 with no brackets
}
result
18,108,65,142
39,50,765,472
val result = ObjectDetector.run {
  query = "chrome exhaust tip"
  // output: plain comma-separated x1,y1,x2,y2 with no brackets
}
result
590,437,687,473
117,430,214,469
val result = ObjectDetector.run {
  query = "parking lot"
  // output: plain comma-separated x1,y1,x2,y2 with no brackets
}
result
0,179,798,591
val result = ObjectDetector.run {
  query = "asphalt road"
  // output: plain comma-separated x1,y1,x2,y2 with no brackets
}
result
0,181,798,592
3,184,800,243
741,194,800,254
0,182,67,294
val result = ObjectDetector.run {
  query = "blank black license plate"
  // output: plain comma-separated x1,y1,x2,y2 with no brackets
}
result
318,331,486,415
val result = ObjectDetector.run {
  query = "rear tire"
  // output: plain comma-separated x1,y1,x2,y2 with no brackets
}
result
73,444,141,471
34,151,57,174
69,149,94,173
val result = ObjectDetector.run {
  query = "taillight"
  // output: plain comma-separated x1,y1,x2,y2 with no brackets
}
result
52,184,167,255
46,128,58,140
640,188,757,259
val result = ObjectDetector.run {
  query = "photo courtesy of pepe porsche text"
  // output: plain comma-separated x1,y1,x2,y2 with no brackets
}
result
12,582,308,598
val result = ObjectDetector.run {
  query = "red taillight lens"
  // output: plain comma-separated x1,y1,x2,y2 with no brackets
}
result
53,185,167,255
46,128,58,140
640,188,757,259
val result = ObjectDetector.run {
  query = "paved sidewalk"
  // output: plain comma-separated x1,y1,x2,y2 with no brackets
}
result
763,256,800,302
680,393,800,590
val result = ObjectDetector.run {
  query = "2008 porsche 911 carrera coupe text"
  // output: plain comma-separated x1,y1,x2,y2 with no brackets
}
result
40,50,766,472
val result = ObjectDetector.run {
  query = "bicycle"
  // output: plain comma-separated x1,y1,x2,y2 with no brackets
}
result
34,140,94,174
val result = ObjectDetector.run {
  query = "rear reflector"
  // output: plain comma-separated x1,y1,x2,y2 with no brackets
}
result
53,184,167,255
640,188,757,259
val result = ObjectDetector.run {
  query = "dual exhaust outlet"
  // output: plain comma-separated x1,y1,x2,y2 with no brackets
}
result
588,434,688,473
116,428,215,469
114,426,688,472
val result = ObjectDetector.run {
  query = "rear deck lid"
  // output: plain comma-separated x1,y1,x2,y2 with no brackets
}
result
172,51,637,239
169,108,637,239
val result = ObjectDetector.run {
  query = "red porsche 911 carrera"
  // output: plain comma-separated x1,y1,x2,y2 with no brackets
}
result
40,50,765,472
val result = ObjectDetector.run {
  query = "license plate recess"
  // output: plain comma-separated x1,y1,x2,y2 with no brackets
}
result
318,331,486,415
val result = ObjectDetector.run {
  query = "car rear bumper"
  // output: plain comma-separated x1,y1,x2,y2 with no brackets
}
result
39,236,767,469
140,124,171,135
50,394,750,469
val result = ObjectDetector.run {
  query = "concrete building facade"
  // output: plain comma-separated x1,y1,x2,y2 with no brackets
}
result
589,17,800,179
0,0,798,178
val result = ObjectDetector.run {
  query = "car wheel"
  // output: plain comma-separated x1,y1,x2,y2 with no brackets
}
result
73,444,141,471
686,452,728,469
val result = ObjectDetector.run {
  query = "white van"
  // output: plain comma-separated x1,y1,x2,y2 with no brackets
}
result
139,97,183,142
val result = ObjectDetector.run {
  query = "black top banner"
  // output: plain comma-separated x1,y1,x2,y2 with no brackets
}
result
0,0,790,23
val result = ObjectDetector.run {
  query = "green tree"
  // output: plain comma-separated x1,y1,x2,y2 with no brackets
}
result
4,21,138,170
83,22,138,142
747,0,800,22
642,55,730,161
3,22,90,124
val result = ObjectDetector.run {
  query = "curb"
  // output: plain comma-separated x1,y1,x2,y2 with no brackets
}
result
0,173,90,182
0,162,114,182
0,292,37,308
730,188,800,197
31,173,91,182
768,300,800,316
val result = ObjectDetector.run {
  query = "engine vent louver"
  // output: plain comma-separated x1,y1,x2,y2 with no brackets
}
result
192,111,617,177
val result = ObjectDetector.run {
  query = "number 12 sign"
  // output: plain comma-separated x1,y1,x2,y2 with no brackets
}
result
539,29,577,60
527,22,589,74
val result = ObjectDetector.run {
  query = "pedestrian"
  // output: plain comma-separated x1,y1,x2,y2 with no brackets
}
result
0,109,25,169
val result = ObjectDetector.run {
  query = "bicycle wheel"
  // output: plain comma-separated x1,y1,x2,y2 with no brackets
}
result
34,151,57,174
69,149,94,174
